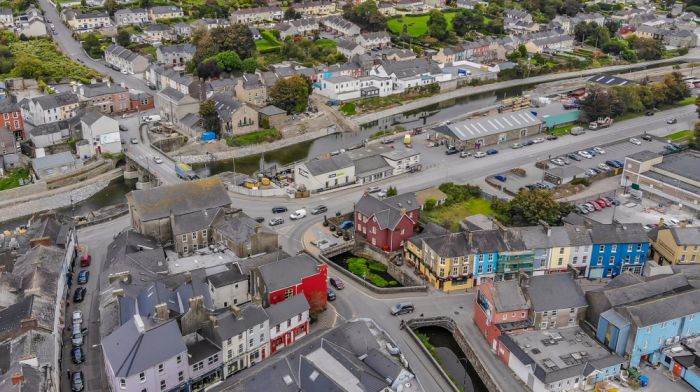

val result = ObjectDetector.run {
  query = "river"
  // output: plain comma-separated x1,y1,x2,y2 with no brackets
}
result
0,177,136,232
193,85,528,176
416,325,488,392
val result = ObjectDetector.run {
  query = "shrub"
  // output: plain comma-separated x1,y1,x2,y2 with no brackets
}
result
368,274,389,287
570,177,590,186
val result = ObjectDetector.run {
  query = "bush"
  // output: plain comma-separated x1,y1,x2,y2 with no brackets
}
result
340,102,356,115
570,177,590,186
424,198,437,210
369,274,389,287
438,182,481,205
347,257,370,277
224,129,282,147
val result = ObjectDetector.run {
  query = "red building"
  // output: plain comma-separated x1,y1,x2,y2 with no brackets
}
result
254,253,327,310
474,279,531,351
266,294,310,354
0,100,24,140
354,192,420,251
130,91,155,112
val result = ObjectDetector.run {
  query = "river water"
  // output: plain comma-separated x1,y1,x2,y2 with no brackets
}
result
193,85,528,176
416,325,488,392
0,177,136,232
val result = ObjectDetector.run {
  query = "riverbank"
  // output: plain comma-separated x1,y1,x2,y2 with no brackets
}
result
174,125,340,165
0,169,123,223
352,57,690,125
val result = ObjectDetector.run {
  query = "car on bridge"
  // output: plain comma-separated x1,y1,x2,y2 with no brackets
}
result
153,156,163,164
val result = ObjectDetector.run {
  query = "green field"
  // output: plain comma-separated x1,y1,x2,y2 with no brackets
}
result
387,11,458,37
7,39,101,83
422,197,496,232
314,38,337,49
224,129,282,147
666,129,694,142
0,168,30,191
255,30,282,52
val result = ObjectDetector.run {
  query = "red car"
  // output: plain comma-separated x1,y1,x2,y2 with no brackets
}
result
598,198,612,207
589,201,602,211
80,255,91,267
594,199,608,208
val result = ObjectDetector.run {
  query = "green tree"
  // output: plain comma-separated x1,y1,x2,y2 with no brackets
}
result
269,75,310,113
12,54,45,79
199,99,220,135
427,9,448,40
284,6,301,20
452,9,484,36
343,0,386,32
104,0,117,15
628,36,663,60
213,50,242,72
81,33,103,58
386,186,397,197
116,30,131,47
241,57,257,73
580,85,612,121
194,24,256,63
691,121,700,150
496,189,569,226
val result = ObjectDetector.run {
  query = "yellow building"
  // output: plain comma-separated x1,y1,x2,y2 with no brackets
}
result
416,232,474,292
653,227,700,265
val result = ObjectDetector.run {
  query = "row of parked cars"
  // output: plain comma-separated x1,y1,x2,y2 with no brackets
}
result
68,255,92,391
268,205,330,226
574,196,620,215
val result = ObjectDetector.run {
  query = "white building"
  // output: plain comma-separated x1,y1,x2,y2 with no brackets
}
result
317,76,361,101
294,154,356,192
381,149,421,175
113,8,149,25
0,8,14,27
80,111,121,156
206,264,250,308
23,92,80,125
371,58,450,94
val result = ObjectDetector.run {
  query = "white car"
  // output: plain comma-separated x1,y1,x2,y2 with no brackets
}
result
474,151,487,158
598,163,611,171
550,159,565,166
153,156,163,164
593,147,605,154
629,138,642,145
289,209,307,220
532,138,545,144
578,150,593,159
72,310,83,325
377,190,387,198
121,69,129,75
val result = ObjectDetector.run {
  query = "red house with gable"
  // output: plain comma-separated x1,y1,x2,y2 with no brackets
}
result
474,278,532,351
0,100,24,140
253,253,327,310
354,192,420,251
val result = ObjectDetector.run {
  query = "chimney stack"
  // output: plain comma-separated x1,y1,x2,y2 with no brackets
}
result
680,220,688,228
230,304,242,318
154,303,169,320
255,224,261,235
112,289,124,298
11,373,24,385
185,271,192,283
20,318,37,330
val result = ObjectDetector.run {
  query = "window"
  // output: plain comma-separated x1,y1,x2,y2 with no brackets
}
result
193,362,204,371
558,258,563,266
551,310,557,315
540,322,547,329
627,244,633,252
452,266,459,276
625,255,631,264
611,244,617,252
637,243,643,251
543,311,548,316
276,325,280,333
521,312,526,318
228,349,233,359
440,257,446,265
597,256,603,264
573,256,578,264
182,234,187,242
487,264,493,273
249,338,254,346
439,268,445,276
183,246,188,254
259,333,264,342
462,265,468,274
285,288,294,299
202,229,207,238
192,231,197,240
477,265,483,274
609,256,615,263
599,245,605,252
502,314,507,320
570,308,575,313
479,255,484,262
160,380,166,391
139,373,145,382
488,254,494,261
178,371,184,382
559,247,565,254
583,255,588,263
635,255,640,263
239,343,243,352
158,363,163,373
120,379,126,389
176,355,182,364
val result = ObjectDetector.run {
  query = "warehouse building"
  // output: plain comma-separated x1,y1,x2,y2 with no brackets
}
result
433,110,543,150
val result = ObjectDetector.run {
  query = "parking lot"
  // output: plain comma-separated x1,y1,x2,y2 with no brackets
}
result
570,191,697,226
487,134,669,194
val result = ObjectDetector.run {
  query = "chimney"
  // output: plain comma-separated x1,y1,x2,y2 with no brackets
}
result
112,289,124,298
468,231,473,243
188,296,203,312
154,303,169,320
518,271,529,288
20,318,37,330
400,208,406,216
209,315,218,328
680,220,688,228
229,304,242,318
11,373,24,386
255,224,261,235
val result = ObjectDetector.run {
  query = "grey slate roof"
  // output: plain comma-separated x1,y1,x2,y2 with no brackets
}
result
28,121,67,137
172,207,221,235
210,305,268,342
102,317,186,378
186,337,219,363
0,296,33,337
354,192,418,231
619,288,700,327
423,233,469,258
257,254,319,292
157,43,195,55
158,86,186,102
492,279,530,312
129,177,230,221
213,212,274,243
31,91,78,110
257,105,286,116
0,100,19,114
266,294,309,327
354,155,391,176
80,82,127,98
669,227,700,245
525,273,587,312
32,151,75,171
362,347,402,383
207,264,245,288
305,154,354,176
80,110,105,127
587,223,649,245
242,359,298,392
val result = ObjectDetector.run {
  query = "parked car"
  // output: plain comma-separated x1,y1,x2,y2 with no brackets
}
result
546,134,558,140
445,147,459,155
486,149,498,155
589,201,602,211
327,289,336,301
254,217,265,223
329,277,345,290
130,138,138,144
269,217,284,226
550,158,565,166
646,111,655,116
494,175,507,182
367,186,381,193
511,142,523,149
72,310,82,325
641,134,653,141
667,118,677,124
272,206,288,213
153,156,163,164
576,205,589,214
77,270,89,285
73,287,86,303
567,153,582,161
524,140,535,146
71,329,83,346
605,160,621,168
311,205,328,215
598,198,612,207
377,190,387,198
80,255,91,267
532,138,545,144
578,150,593,159
70,371,85,391
390,302,415,316
597,163,611,171
459,151,471,158
118,125,127,132
605,196,620,206
629,138,642,145
474,151,487,158
558,156,570,165
71,346,85,364
593,147,606,154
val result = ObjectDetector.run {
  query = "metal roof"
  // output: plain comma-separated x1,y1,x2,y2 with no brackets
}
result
435,110,542,141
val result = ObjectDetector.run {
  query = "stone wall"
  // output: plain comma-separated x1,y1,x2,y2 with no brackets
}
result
353,239,422,287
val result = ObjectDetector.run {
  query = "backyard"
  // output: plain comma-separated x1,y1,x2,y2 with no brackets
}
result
422,197,496,232
0,168,31,191
6,39,101,83
387,11,458,37
665,129,694,143
255,30,282,53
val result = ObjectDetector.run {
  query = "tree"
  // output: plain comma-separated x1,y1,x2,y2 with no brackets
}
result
580,86,612,121
561,0,581,16
494,189,570,226
691,121,700,150
386,186,397,197
269,75,310,113
213,51,242,72
116,30,131,47
140,0,149,8
104,0,117,15
343,0,386,32
424,198,437,211
194,25,256,63
284,6,301,20
452,9,484,36
628,36,663,60
427,9,448,40
199,99,220,135
81,33,103,58
12,54,45,79
241,57,257,73
196,59,221,79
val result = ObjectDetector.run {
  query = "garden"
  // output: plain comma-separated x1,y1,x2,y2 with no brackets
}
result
387,11,458,37
0,168,31,191
330,253,402,288
421,182,505,231
223,128,282,147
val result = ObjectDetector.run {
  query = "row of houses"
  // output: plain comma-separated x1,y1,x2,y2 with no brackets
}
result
61,5,183,31
231,2,338,24
0,5,49,37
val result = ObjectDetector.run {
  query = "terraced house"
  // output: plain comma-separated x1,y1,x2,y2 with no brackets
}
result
651,226,700,265
61,8,111,31
587,223,650,278
148,5,183,21
230,6,283,24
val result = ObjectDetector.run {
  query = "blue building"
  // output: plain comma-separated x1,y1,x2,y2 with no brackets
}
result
592,278,700,368
587,223,650,279
665,337,700,390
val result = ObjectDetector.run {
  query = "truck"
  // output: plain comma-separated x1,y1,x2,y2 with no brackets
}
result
175,162,198,180
588,117,613,130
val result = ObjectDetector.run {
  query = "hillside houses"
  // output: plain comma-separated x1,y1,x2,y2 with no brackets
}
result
231,6,283,24
104,44,149,74
276,18,319,39
321,16,361,37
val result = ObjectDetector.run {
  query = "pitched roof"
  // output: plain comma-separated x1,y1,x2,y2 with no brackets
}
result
618,288,700,327
305,154,354,176
209,305,268,342
80,110,107,126
257,105,286,116
207,264,246,288
266,294,309,327
257,254,320,292
435,109,542,141
129,177,230,221
212,211,275,243
669,227,700,245
102,317,186,378
492,279,530,312
587,223,649,245
31,92,78,110
32,151,75,171
355,192,418,231
525,273,587,312
80,82,127,98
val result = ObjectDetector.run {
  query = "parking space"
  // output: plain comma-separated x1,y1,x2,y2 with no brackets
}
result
572,192,697,226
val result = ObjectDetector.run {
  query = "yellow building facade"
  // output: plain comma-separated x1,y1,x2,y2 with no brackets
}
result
653,227,700,265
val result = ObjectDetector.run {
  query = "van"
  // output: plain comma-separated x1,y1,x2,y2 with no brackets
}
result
289,209,307,220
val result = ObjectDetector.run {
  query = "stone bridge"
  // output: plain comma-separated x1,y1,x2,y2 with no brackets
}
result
124,152,161,189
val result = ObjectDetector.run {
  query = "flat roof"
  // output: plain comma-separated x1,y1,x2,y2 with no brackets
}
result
653,152,700,184
434,110,542,141
168,249,239,274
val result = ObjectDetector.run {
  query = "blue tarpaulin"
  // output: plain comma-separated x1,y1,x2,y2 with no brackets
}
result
201,132,216,141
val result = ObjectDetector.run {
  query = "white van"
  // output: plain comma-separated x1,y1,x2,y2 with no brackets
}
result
290,209,307,220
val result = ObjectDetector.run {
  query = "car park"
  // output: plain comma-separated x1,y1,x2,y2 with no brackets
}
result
272,206,288,213
70,370,85,391
390,302,415,316
593,147,605,154
80,255,91,267
474,151,487,158
330,277,345,289
494,175,507,182
597,163,611,171
486,149,498,155
153,156,163,164
629,138,642,145
77,270,89,285
72,346,85,364
73,287,86,302
567,153,581,161
578,150,593,159
311,205,328,215
327,289,336,301
269,217,284,226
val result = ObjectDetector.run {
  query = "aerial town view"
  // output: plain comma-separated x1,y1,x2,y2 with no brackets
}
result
3,0,700,390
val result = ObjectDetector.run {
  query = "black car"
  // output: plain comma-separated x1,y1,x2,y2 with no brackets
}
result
73,287,86,303
70,371,85,392
329,277,345,290
254,216,265,223
646,111,655,116
272,206,288,213
327,289,336,301
641,134,653,141
71,346,85,364
445,147,459,155
546,134,558,140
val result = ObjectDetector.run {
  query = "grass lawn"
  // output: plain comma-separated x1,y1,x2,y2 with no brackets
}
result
387,11,457,37
422,197,496,232
339,102,356,115
0,168,30,191
315,38,336,49
256,31,282,52
665,129,694,142
224,129,282,147
546,124,579,136
678,96,697,106
8,39,101,83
